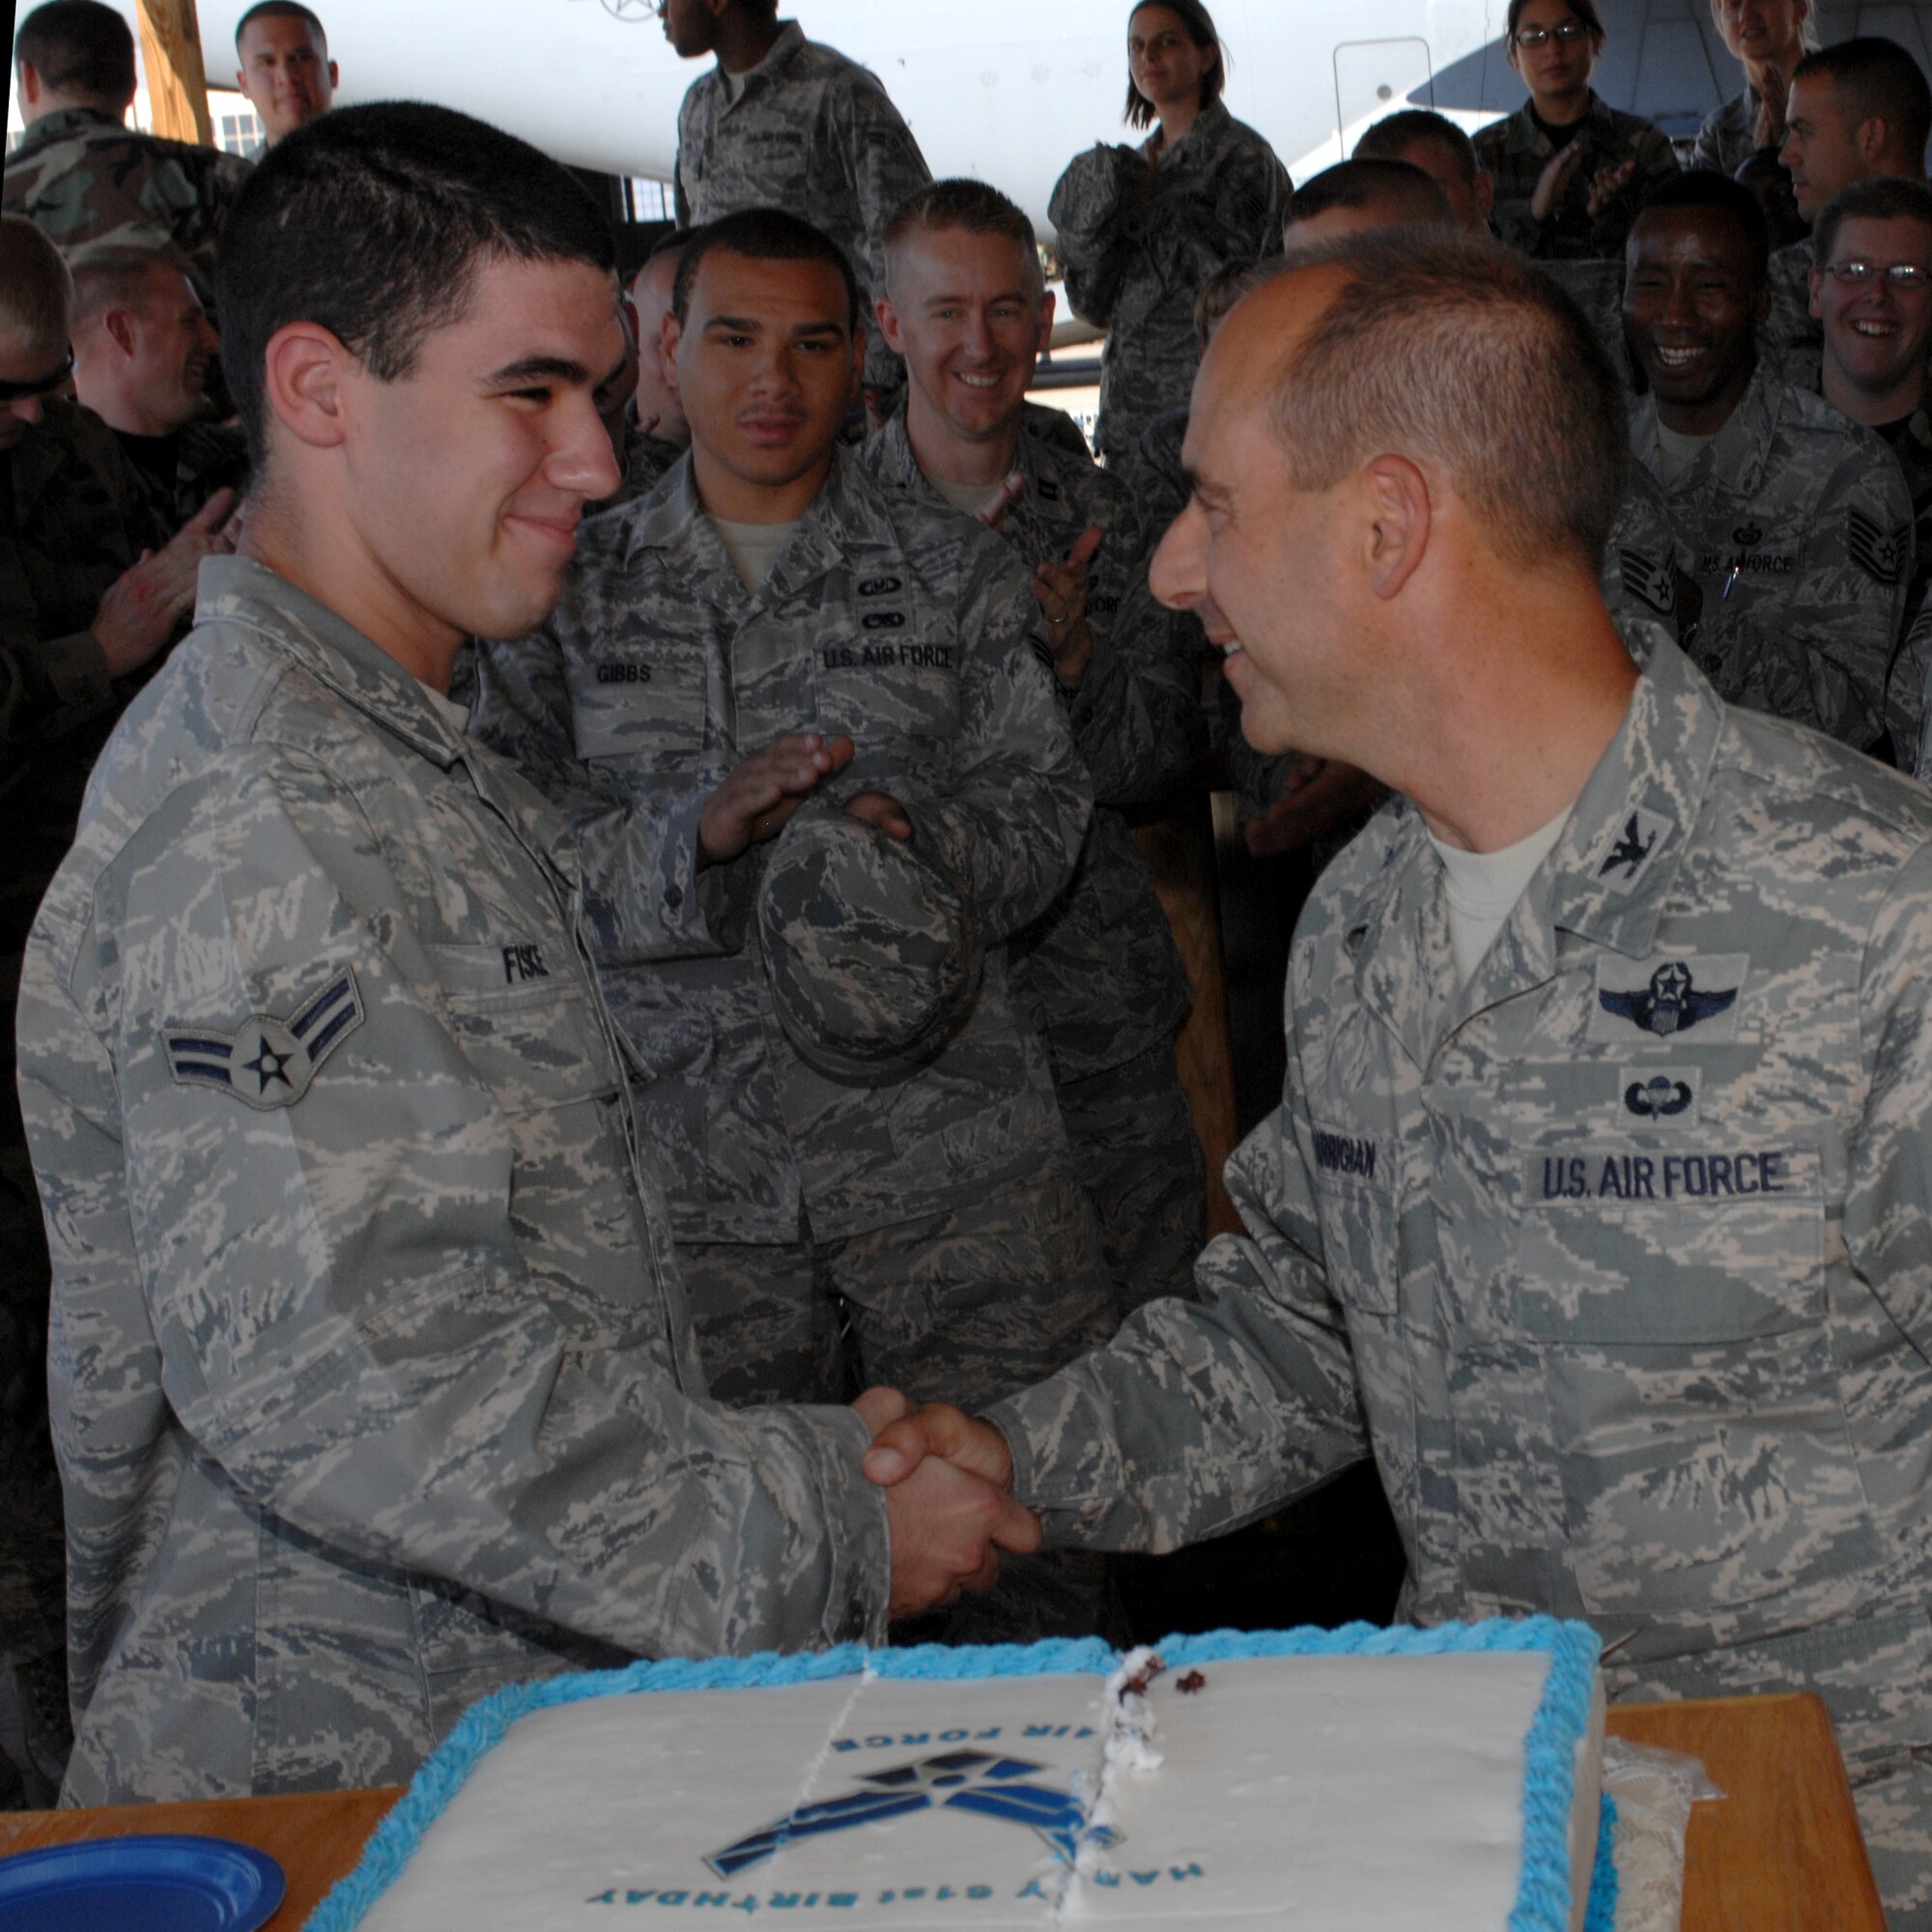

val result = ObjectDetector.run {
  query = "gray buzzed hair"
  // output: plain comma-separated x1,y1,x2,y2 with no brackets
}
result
69,242,187,330
1264,234,1629,577
0,214,73,350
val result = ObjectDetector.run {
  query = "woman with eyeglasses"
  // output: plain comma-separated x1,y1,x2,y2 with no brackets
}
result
1693,0,1817,178
1474,0,1679,259
1048,0,1290,482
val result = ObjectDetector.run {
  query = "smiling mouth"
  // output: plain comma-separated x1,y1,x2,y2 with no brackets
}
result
955,372,1005,389
1651,345,1708,370
1848,318,1901,335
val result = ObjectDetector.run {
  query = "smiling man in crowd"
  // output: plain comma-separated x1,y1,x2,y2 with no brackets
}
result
865,179,1207,1318
1624,172,1914,757
16,108,1028,1806
234,2,337,152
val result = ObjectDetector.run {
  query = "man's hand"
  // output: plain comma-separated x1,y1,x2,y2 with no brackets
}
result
844,790,914,843
696,731,855,867
864,1402,1015,1492
975,469,1027,532
90,487,239,679
868,1406,1038,1618
1032,526,1102,691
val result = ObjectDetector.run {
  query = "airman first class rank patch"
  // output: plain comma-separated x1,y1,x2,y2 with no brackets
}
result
164,967,365,1109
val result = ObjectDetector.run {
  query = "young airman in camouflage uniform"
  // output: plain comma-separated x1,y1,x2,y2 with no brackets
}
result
17,106,1026,1806
1625,176,1916,757
1477,91,1678,261
865,180,1207,1316
1051,99,1289,484
665,0,929,401
866,234,1932,1930
6,2,251,312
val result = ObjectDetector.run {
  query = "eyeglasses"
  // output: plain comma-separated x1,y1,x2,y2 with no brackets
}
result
0,347,73,404
1823,260,1932,292
1512,20,1592,47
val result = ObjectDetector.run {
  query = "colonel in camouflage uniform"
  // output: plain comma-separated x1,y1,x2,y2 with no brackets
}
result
866,180,1208,1316
1625,176,1915,757
1050,99,1289,485
866,234,1932,1930
467,218,1113,1640
6,2,251,312
667,2,929,399
17,106,1026,1807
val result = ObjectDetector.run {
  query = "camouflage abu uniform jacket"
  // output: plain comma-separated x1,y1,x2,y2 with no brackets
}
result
1049,101,1290,470
988,629,1932,1795
673,21,930,395
1475,93,1679,261
1631,365,1915,755
466,448,1091,1245
3,106,251,308
1691,88,1760,176
16,555,889,1805
862,411,1199,1080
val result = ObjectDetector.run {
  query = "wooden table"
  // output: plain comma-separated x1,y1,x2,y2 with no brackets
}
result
0,1694,1883,1929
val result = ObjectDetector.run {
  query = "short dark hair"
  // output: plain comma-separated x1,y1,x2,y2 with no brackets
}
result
1289,158,1456,231
215,102,614,469
1193,257,1270,349
670,208,861,332
1791,38,1932,166
1125,0,1227,129
1352,109,1481,186
1631,171,1771,285
14,0,135,100
236,2,328,54
1813,173,1932,265
0,213,73,350
1506,0,1605,43
883,178,1041,295
1262,234,1629,577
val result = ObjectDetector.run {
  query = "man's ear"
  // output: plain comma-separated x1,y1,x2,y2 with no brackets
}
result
660,310,683,397
1359,452,1432,603
1807,266,1825,321
104,304,140,360
1858,114,1889,166
17,59,42,109
875,293,905,357
261,320,352,450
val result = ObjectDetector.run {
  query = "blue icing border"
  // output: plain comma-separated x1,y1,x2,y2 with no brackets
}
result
306,1619,1601,1931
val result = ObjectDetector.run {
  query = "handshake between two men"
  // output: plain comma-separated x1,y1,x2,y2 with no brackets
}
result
853,1391,1032,1618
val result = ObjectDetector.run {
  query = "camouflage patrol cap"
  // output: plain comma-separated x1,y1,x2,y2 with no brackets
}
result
756,805,981,1082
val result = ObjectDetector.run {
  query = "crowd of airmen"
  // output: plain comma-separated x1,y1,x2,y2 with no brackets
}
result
8,0,1932,1922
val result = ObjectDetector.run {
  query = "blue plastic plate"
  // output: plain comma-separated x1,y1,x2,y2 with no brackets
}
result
0,1834,285,1932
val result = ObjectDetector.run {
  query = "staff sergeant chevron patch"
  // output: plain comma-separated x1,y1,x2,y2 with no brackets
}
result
1848,506,1909,587
164,967,365,1109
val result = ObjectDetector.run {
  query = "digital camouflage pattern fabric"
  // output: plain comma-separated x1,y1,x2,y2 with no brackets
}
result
1631,366,1915,755
1476,93,1679,261
864,409,1207,1311
1690,88,1762,177
673,21,930,395
987,632,1932,1927
467,447,1092,1250
3,107,251,309
113,416,248,539
16,555,893,1806
1050,101,1290,477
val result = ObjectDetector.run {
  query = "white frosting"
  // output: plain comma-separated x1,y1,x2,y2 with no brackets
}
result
358,1653,1602,1932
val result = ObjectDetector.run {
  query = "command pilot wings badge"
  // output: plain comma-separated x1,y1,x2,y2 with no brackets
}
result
165,968,365,1109
1598,959,1736,1038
